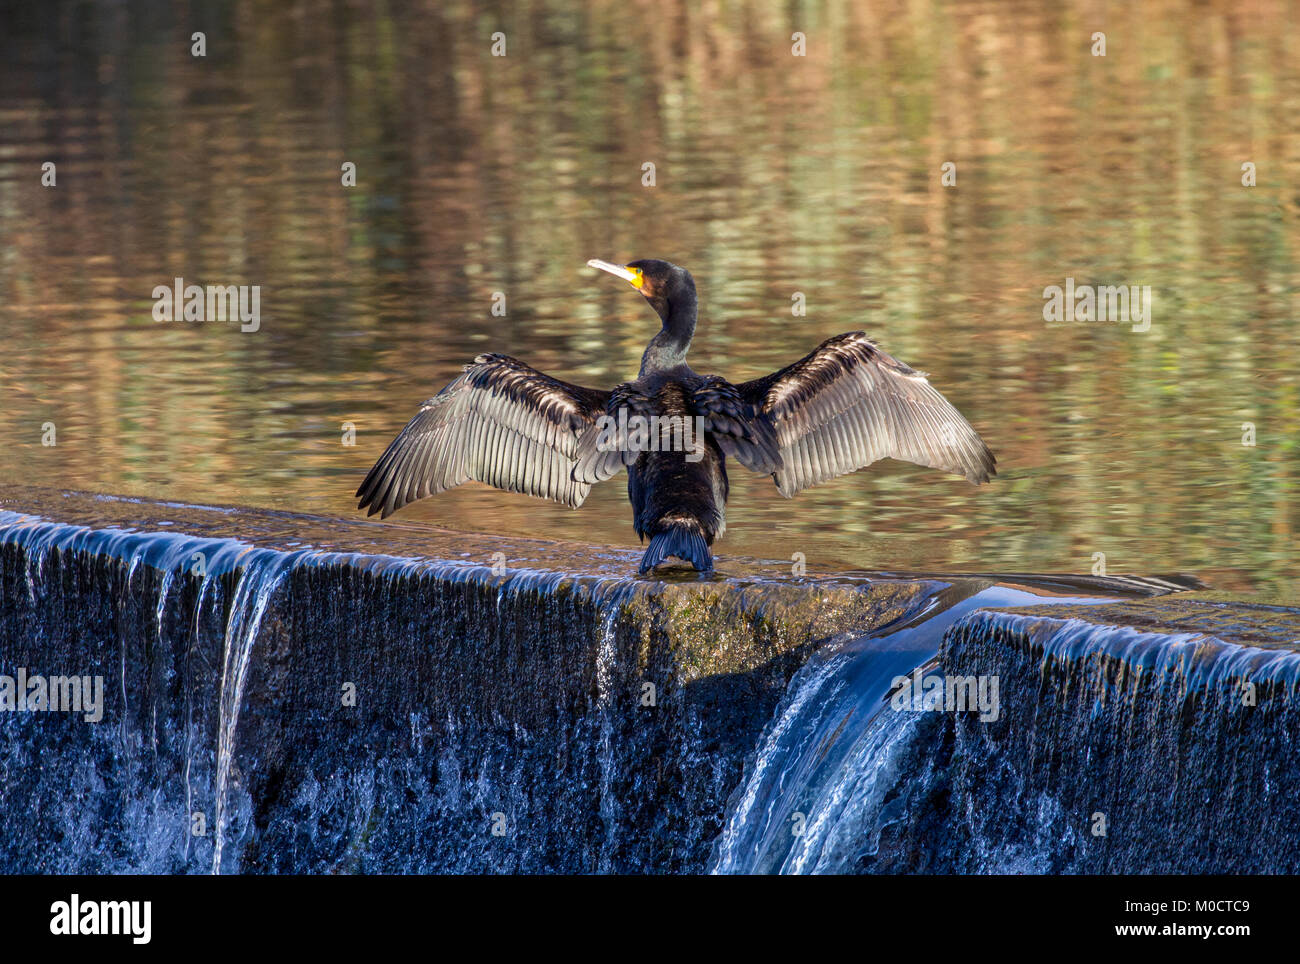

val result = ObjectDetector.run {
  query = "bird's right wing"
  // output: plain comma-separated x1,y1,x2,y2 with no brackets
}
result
356,353,610,517
737,332,996,497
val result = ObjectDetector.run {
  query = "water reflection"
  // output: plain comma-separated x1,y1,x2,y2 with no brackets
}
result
1,0,1296,595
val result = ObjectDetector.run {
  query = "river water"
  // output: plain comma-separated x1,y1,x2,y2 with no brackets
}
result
1,1,1297,595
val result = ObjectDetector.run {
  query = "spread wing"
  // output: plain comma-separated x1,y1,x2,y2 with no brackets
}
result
737,332,996,497
356,353,610,517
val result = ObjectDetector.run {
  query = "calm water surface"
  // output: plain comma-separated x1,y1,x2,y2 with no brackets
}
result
1,1,1297,594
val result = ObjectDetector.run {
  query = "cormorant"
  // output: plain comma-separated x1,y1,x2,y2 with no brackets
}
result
356,259,996,573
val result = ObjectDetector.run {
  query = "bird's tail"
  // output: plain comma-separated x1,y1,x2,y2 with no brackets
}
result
640,521,713,574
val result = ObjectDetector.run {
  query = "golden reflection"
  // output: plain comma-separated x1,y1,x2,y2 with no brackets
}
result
0,0,1296,596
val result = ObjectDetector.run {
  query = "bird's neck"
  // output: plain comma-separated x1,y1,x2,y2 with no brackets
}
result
640,295,696,374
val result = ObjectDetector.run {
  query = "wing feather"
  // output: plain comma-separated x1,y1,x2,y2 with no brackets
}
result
356,353,610,517
737,332,996,497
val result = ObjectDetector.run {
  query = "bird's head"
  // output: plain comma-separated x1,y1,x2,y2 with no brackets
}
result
587,258,696,325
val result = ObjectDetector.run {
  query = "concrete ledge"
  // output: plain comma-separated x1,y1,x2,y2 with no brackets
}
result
0,489,942,873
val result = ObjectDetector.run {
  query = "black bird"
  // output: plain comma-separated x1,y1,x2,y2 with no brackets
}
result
356,259,996,574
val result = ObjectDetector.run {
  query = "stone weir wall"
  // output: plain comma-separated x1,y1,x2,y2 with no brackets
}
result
0,490,948,874
2,488,1284,875
858,598,1300,873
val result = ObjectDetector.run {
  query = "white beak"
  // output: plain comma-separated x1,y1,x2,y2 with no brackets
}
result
586,259,640,284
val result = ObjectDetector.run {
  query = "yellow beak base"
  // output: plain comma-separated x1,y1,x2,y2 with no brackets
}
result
587,259,644,290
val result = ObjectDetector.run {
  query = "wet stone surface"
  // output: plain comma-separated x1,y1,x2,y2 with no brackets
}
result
0,488,1289,873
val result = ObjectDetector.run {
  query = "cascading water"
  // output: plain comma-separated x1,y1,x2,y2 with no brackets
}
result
10,493,886,873
594,605,623,872
2,490,1295,874
711,589,1300,874
708,584,1123,874
0,511,316,872
211,549,302,874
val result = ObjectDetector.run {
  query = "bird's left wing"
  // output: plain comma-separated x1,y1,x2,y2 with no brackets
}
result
737,332,996,497
356,353,610,517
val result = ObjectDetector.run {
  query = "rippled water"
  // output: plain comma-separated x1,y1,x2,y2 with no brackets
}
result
2,1,1297,594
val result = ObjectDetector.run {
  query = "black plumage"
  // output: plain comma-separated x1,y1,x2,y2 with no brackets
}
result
357,259,996,573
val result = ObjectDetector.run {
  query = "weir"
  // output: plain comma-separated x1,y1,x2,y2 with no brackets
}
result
711,592,1300,873
0,488,1295,874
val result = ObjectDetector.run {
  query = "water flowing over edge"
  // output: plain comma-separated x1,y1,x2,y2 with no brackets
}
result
712,598,1300,874
2,497,1294,873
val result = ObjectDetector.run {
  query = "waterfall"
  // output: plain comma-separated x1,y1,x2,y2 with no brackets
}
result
211,550,301,874
709,585,1120,874
3,492,1296,874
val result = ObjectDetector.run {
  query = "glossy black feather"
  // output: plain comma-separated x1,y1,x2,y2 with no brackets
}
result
355,353,609,517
